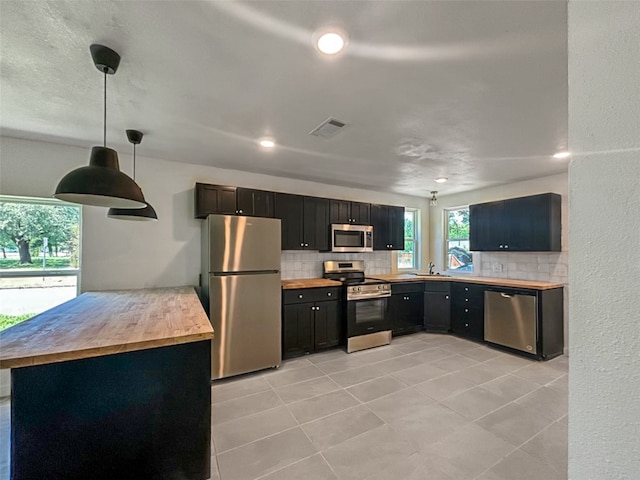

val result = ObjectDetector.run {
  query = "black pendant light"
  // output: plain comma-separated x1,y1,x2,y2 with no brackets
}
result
54,44,147,208
107,130,158,221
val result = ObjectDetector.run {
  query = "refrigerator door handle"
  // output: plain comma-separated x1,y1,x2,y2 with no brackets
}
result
212,270,279,276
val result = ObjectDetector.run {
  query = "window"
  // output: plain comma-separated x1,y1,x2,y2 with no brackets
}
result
398,209,419,269
0,196,81,331
446,207,473,272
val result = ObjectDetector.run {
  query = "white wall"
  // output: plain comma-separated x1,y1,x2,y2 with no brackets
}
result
568,2,640,479
0,136,429,292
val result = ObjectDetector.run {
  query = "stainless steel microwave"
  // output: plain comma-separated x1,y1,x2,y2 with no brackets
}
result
331,224,373,252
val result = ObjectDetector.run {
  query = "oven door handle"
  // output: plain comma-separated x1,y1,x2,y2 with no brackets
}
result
347,292,391,301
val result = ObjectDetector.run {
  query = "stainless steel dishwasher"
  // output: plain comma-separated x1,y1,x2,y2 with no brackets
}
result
484,290,537,354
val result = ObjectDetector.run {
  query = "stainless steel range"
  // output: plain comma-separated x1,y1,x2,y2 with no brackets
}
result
323,260,392,353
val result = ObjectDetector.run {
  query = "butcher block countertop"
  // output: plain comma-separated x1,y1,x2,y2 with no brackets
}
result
369,274,564,290
282,278,342,289
0,286,213,369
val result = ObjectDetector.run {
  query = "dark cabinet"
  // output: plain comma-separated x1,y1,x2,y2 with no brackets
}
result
195,183,274,219
275,194,329,251
371,204,405,250
451,283,484,341
236,188,275,218
330,200,370,225
282,287,342,359
424,282,451,332
469,193,561,251
195,183,237,218
389,283,424,336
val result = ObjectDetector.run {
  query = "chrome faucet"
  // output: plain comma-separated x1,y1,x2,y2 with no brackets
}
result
427,261,435,275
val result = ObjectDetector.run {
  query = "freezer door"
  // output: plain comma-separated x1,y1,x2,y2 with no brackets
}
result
207,215,281,273
484,291,537,354
209,272,281,379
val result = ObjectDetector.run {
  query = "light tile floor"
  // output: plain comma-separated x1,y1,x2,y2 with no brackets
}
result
210,332,568,480
0,332,568,480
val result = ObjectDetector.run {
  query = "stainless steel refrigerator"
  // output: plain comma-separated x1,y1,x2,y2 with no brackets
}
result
201,214,281,380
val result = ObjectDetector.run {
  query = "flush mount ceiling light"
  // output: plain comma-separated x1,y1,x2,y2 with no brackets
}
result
553,151,571,159
54,45,147,209
430,191,438,206
259,138,275,148
107,130,158,221
315,31,347,55
435,177,448,184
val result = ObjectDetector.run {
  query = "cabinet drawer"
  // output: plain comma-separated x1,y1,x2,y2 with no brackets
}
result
452,283,485,300
424,281,450,293
283,287,341,305
391,282,424,294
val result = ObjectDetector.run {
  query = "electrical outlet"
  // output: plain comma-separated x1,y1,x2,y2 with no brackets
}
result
492,263,503,273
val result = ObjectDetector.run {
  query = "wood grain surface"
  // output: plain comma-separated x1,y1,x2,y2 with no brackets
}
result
0,286,213,369
368,274,564,290
281,275,563,290
281,278,342,289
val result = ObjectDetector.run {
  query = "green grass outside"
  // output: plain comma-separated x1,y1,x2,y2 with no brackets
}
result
0,258,74,269
0,313,34,331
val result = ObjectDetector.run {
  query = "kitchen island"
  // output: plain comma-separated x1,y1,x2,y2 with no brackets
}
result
0,286,213,480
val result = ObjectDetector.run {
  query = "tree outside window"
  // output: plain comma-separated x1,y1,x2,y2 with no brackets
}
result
398,209,418,269
446,208,473,271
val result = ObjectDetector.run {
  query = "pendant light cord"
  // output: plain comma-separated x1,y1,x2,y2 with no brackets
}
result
133,144,136,180
103,69,107,147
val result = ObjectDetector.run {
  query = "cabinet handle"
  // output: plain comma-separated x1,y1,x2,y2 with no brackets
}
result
465,323,469,327
298,294,303,299
464,308,469,312
504,244,509,249
300,243,304,247
327,292,332,297
465,298,469,302
499,245,504,249
465,287,469,291
445,295,449,299
239,209,243,214
305,243,309,247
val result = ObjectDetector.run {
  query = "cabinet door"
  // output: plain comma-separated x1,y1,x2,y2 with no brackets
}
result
237,188,275,218
424,291,451,332
282,303,314,359
329,200,351,224
350,202,371,225
390,292,423,335
314,301,342,350
505,194,560,251
388,206,405,250
303,197,330,251
469,201,504,251
371,204,390,250
194,183,237,218
275,193,304,250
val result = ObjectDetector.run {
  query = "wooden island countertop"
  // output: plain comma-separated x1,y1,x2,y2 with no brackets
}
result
0,286,213,369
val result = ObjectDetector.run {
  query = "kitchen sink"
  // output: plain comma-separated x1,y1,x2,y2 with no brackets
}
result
409,272,452,277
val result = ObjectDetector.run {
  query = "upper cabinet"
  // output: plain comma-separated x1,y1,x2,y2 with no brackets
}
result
371,204,405,250
470,193,561,252
195,183,274,219
329,200,371,225
275,193,329,251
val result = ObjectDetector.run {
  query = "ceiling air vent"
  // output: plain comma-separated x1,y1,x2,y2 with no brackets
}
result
309,117,347,139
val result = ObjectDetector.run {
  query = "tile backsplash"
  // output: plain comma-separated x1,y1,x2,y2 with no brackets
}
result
474,251,568,284
281,251,392,279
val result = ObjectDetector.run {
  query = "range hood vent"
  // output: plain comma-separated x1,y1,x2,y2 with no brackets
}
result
309,117,347,139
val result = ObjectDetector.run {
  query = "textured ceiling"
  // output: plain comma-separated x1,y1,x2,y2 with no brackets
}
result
0,0,569,196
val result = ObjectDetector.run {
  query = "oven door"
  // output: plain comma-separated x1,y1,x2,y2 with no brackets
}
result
346,296,391,337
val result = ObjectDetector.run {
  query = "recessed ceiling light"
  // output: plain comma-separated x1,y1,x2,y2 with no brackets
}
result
259,138,275,148
316,32,345,55
435,177,448,183
553,151,571,159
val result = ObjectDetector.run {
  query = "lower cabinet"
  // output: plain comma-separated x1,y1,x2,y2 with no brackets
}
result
451,283,485,341
424,282,451,332
389,283,424,336
282,287,342,359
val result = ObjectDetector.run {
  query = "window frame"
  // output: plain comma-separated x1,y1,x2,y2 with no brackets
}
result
444,206,473,274
0,195,82,296
397,208,420,271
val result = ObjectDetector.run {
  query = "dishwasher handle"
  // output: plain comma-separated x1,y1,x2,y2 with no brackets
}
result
500,293,514,298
